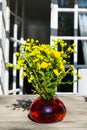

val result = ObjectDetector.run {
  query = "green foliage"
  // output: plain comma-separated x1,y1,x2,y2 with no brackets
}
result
6,38,82,100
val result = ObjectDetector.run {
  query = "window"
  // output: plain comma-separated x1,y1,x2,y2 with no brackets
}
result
6,0,87,95
51,0,87,94
7,0,24,94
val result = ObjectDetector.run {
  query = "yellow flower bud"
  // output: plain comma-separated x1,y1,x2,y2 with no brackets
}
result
70,65,75,71
53,69,59,76
21,72,27,79
15,52,19,57
77,75,82,79
35,40,39,43
33,59,39,62
6,63,13,67
67,47,71,52
60,64,65,72
71,71,75,76
14,65,21,70
28,75,34,83
26,38,30,42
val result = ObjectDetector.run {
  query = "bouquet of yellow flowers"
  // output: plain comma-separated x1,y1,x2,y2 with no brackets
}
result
6,38,82,100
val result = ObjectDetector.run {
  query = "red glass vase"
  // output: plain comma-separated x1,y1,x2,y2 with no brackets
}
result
29,97,66,123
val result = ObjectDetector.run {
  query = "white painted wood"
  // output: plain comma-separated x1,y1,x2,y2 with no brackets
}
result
78,69,87,95
56,8,87,12
12,0,18,95
73,0,78,93
10,37,23,43
0,0,2,94
78,14,87,64
50,0,58,45
50,36,87,40
50,1,57,52
51,0,58,29
19,0,24,95
13,24,18,95
50,0,87,94
7,88,21,94
4,6,10,94
9,0,24,95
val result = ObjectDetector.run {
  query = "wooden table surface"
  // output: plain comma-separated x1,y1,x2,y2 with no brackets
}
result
0,94,87,130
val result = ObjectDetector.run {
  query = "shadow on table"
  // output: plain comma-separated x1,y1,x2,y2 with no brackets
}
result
12,99,32,111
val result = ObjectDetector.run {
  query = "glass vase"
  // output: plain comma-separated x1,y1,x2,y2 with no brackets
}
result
29,97,66,123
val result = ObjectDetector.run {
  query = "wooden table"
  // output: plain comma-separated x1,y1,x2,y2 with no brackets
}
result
0,94,87,130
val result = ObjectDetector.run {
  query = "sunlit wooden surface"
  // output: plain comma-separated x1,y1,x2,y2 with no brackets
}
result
0,94,87,130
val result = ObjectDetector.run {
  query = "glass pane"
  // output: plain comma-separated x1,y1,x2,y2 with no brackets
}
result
10,15,21,38
10,14,15,37
78,0,87,8
78,40,87,64
9,40,20,91
57,69,73,92
78,13,87,36
17,0,22,17
58,0,74,8
57,39,74,92
58,12,74,36
10,0,16,12
57,40,74,64
17,19,22,39
9,40,13,90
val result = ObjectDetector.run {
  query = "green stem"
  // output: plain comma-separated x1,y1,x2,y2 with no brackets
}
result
33,69,42,89
57,68,71,84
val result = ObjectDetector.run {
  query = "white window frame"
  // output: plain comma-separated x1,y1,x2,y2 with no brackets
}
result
50,0,87,94
6,0,24,95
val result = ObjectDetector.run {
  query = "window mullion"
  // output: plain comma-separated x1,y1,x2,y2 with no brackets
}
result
12,1,18,95
50,0,58,45
73,0,78,94
19,0,25,95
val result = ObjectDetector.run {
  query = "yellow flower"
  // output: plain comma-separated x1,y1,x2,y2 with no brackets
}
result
21,72,27,79
70,65,75,71
53,51,61,58
35,40,39,43
53,69,59,76
17,60,24,65
31,39,34,43
6,38,81,100
72,43,76,47
71,71,74,76
33,59,39,62
60,64,65,72
48,62,52,66
63,60,66,64
14,65,21,70
32,45,38,49
15,52,19,57
26,46,30,51
28,75,34,83
6,63,13,67
24,42,29,46
67,47,72,52
77,75,82,79
40,62,48,69
26,38,30,42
